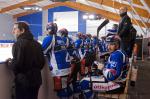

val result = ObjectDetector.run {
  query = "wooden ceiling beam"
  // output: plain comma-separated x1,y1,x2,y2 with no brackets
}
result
42,2,64,10
0,0,44,13
143,0,150,10
64,1,149,28
13,2,64,18
132,0,143,6
13,1,150,28
89,0,149,19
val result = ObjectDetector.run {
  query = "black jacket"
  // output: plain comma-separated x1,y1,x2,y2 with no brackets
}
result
11,32,45,86
118,13,132,41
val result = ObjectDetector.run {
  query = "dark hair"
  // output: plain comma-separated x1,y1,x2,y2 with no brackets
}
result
15,21,31,33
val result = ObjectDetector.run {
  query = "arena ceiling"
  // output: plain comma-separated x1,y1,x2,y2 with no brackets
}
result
0,0,149,28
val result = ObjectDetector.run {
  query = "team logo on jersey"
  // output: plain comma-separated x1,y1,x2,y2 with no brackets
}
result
109,61,117,68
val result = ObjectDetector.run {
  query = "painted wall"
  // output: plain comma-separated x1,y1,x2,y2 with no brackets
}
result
86,19,149,38
17,5,149,39
17,6,86,39
0,14,15,40
54,11,78,32
48,6,77,23
48,6,86,34
86,19,117,37
17,12,42,39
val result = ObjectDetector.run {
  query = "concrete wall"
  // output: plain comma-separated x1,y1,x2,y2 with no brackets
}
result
86,19,118,37
0,14,15,40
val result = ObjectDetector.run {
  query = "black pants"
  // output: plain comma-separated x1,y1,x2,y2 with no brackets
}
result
121,40,133,58
15,83,40,99
71,58,81,83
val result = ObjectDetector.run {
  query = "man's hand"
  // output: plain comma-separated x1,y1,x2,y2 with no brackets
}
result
5,58,12,66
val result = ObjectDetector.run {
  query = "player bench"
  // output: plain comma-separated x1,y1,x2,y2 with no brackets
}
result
97,66,131,99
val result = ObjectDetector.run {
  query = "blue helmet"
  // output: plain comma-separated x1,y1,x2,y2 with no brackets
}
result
46,22,58,34
106,35,120,45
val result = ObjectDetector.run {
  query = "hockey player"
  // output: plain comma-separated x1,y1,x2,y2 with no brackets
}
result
74,33,86,60
92,35,100,61
80,36,129,98
83,34,95,75
92,35,99,52
103,36,129,82
58,28,81,83
98,37,108,53
42,22,72,98
98,37,110,63
106,24,118,37
75,33,88,76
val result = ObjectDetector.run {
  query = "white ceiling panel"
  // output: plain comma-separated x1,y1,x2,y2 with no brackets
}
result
0,0,27,8
76,0,150,23
35,0,54,7
5,8,26,15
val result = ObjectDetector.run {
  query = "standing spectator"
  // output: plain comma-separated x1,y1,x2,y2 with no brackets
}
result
117,7,136,57
6,21,45,99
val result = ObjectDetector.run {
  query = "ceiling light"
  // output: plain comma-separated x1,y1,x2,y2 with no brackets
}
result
21,5,42,11
89,14,95,20
83,13,101,20
23,7,32,10
83,15,88,19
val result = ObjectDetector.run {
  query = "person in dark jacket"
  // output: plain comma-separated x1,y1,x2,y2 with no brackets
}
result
6,21,45,99
117,7,135,57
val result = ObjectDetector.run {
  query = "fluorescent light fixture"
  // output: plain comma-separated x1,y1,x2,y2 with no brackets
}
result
39,8,42,11
83,13,101,20
83,15,88,19
21,5,42,11
89,14,95,19
35,7,39,10
24,7,31,10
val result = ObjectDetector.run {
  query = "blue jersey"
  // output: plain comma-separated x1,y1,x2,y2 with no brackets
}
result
74,38,82,49
75,38,85,59
103,50,129,81
85,38,94,53
98,39,108,53
42,35,71,76
92,38,99,52
79,50,129,94
62,36,80,59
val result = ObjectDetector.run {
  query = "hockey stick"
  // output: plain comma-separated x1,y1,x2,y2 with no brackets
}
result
97,19,109,38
